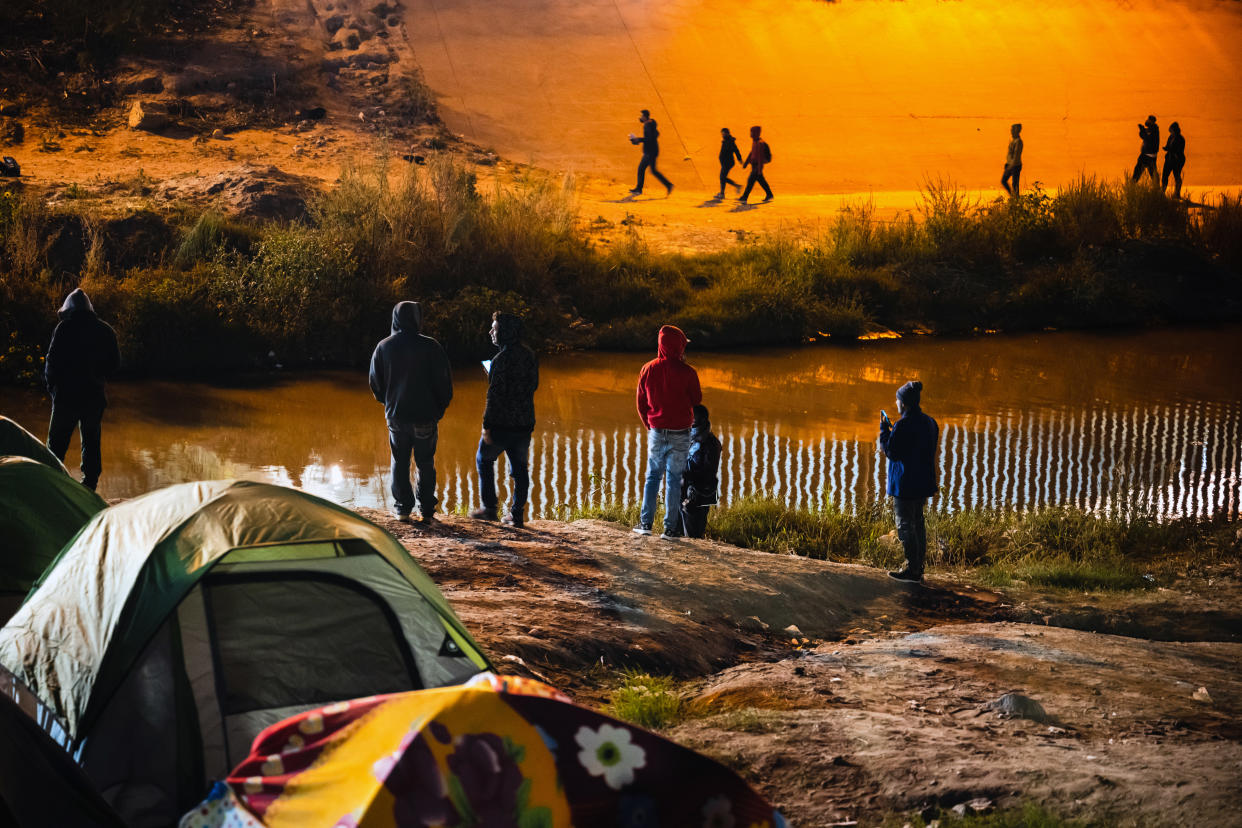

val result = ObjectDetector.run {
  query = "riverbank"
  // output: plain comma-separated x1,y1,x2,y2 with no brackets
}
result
2,167,1241,384
368,508,1242,826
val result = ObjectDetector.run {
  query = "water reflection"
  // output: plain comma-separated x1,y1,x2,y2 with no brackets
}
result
3,328,1240,520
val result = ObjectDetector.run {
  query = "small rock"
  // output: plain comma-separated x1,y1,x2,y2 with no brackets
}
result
128,101,169,132
986,692,1050,723
211,128,223,139
967,798,993,813
1193,686,1213,704
783,624,804,637
324,14,345,34
951,804,968,818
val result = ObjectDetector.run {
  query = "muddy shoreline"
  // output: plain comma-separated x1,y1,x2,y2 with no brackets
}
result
368,509,1242,825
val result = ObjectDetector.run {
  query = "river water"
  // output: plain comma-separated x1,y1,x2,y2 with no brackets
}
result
4,327,1241,520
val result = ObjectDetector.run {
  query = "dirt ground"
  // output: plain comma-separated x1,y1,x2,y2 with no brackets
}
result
9,0,1239,256
362,510,1242,826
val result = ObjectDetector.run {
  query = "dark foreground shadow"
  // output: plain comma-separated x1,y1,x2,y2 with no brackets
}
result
729,201,759,213
697,197,723,208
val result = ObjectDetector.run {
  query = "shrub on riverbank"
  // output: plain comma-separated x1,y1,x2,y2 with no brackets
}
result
1,165,1239,382
566,496,1238,590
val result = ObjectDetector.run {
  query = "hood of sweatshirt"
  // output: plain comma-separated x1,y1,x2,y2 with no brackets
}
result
58,288,96,320
391,301,423,335
692,404,711,432
493,313,523,347
656,325,688,360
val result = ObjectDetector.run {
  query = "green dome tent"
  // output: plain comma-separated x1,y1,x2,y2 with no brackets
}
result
0,692,125,828
0,416,67,474
0,480,492,828
0,457,106,626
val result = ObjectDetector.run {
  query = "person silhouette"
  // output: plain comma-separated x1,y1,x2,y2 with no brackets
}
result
739,125,773,203
716,128,743,199
1133,115,1160,183
1001,123,1023,197
629,109,673,197
1162,121,1186,199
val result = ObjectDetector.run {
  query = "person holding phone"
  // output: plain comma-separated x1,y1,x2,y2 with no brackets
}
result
878,380,939,582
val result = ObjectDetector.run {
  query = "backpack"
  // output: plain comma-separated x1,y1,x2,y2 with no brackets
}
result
762,142,772,164
0,157,18,177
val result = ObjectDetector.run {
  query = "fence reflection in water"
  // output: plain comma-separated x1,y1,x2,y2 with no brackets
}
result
410,401,1241,521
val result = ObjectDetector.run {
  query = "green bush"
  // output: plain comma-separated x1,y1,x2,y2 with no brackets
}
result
607,670,684,730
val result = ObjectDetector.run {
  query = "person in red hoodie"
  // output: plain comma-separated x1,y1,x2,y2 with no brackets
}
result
634,325,702,538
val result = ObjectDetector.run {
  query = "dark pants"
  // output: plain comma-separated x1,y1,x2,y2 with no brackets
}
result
388,421,437,517
741,168,773,201
680,504,710,538
476,429,531,514
718,162,740,196
1162,159,1184,197
1001,164,1021,195
893,496,928,575
636,154,671,192
1133,154,1158,182
48,400,105,490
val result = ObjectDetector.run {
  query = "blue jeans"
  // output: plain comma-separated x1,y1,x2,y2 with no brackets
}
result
476,429,531,513
389,421,437,517
640,428,690,534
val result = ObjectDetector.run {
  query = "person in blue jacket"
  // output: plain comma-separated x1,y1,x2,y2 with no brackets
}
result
878,380,939,582
680,404,722,538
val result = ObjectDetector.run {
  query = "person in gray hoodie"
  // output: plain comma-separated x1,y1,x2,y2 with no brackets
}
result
369,301,453,522
471,312,539,528
44,288,120,491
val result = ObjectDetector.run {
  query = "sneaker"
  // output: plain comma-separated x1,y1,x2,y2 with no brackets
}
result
503,511,525,529
761,195,774,203
665,182,674,197
659,532,682,540
887,568,923,583
713,191,724,199
737,197,748,204
470,507,498,522
418,513,437,525
632,525,652,536
392,511,411,523
629,188,642,195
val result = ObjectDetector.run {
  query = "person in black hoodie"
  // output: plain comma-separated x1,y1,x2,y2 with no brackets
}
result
471,312,539,528
369,301,453,522
1132,115,1160,183
629,109,673,197
680,404,721,539
878,380,939,582
44,288,120,491
716,128,743,199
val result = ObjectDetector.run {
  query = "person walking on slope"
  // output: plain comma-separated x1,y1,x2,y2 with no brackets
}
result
1133,115,1160,183
878,381,939,582
635,325,702,539
471,312,539,529
44,288,120,491
1001,123,1023,197
680,404,722,539
716,127,744,199
739,125,773,204
1162,121,1186,199
369,301,453,523
629,109,674,197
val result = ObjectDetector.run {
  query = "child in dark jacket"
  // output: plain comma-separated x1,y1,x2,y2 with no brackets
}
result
680,404,722,538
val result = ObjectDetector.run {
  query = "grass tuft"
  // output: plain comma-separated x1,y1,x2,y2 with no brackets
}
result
607,670,684,731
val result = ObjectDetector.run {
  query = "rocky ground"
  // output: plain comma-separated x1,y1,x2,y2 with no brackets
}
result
360,510,1242,827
